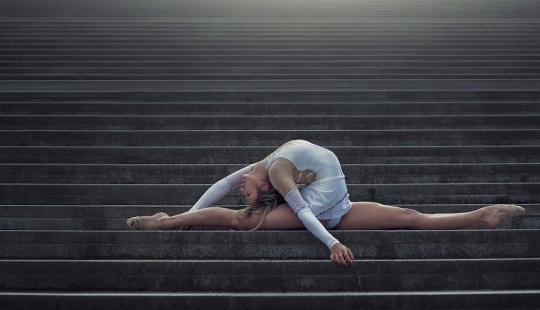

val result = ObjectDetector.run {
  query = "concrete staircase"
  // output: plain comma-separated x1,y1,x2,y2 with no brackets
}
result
1,0,540,308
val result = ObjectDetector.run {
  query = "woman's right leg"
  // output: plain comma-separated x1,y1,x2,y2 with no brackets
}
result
130,204,306,230
130,207,239,230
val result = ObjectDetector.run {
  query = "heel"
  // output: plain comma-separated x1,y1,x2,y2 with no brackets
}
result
126,216,142,230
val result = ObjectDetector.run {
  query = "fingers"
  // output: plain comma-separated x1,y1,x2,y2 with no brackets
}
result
330,248,354,268
346,248,354,264
331,254,347,267
341,250,353,267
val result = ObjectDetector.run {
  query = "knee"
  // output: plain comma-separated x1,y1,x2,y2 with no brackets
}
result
400,208,425,228
403,208,421,215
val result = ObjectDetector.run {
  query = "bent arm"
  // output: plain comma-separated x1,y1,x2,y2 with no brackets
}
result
189,165,252,212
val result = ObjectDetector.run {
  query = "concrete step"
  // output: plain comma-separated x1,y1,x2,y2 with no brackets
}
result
1,204,539,231
2,145,538,165
1,21,537,31
4,74,540,81
2,20,536,26
2,229,539,260
8,60,540,68
3,163,539,184
1,258,539,292
2,290,540,310
4,37,540,45
14,37,540,45
3,34,539,41
3,115,540,130
6,68,536,76
1,19,537,27
2,129,539,147
5,74,540,81
1,182,538,205
1,14,539,22
3,43,540,51
2,48,538,57
1,8,539,20
1,0,538,307
1,90,538,103
3,101,540,116
3,54,540,62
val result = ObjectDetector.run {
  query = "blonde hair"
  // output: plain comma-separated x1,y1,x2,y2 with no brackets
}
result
235,187,285,231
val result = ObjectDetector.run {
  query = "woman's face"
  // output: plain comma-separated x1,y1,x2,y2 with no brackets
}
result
240,173,260,206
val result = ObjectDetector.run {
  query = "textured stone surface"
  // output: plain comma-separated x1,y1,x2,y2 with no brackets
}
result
1,0,539,308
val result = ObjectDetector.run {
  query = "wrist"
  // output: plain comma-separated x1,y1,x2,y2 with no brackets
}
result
328,239,340,250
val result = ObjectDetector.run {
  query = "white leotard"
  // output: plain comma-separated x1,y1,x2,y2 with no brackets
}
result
189,140,351,249
264,140,352,220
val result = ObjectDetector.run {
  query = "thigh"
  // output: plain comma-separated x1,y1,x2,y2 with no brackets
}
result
334,202,419,230
236,203,330,230
255,203,305,230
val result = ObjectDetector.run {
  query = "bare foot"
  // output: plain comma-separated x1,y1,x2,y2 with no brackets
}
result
484,204,525,228
126,212,169,230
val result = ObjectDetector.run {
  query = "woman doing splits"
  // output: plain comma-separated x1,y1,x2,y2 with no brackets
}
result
127,140,525,267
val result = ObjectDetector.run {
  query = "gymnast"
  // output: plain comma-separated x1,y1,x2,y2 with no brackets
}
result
127,140,525,267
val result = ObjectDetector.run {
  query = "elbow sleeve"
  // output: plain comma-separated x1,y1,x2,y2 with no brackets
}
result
189,165,251,211
285,188,340,249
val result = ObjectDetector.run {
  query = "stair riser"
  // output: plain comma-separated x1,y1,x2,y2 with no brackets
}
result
1,259,539,292
3,102,540,115
1,183,537,205
3,115,539,130
2,217,537,231
2,130,539,147
2,146,538,165
2,49,539,56
1,291,540,310
1,230,538,259
1,91,539,102
3,164,539,184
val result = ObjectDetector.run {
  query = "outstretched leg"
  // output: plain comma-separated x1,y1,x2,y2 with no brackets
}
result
334,202,524,230
128,204,307,230
129,207,239,230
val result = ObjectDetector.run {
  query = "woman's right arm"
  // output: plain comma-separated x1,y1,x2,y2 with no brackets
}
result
188,165,252,212
268,161,353,267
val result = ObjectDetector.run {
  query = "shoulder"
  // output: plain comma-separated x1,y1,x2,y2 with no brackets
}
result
250,160,266,171
266,158,295,176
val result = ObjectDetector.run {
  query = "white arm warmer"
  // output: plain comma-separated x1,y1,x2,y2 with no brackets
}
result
189,165,251,212
284,188,340,250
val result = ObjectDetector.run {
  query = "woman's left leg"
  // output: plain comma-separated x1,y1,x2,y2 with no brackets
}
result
334,202,521,230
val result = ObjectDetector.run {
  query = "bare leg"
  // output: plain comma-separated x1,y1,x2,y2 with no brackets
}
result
130,207,238,230
129,203,523,231
129,204,312,230
334,202,523,230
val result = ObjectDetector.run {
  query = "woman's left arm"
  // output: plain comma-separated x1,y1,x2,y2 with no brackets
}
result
188,165,252,212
